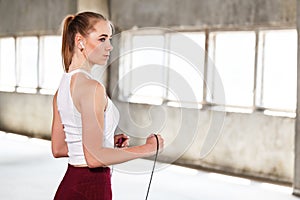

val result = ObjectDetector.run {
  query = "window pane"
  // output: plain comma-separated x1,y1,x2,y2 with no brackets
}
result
0,37,16,91
259,30,297,111
168,32,205,105
17,37,38,89
128,35,165,104
119,32,134,99
39,36,63,93
208,31,256,107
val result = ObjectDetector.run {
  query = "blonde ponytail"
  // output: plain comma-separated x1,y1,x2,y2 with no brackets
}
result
61,15,75,72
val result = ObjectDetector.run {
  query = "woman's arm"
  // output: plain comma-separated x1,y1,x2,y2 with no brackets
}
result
73,79,163,168
51,91,68,158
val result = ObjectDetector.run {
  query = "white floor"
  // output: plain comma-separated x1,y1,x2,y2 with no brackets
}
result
0,131,298,200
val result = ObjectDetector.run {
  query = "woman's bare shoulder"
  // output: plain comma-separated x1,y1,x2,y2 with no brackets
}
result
74,73,106,99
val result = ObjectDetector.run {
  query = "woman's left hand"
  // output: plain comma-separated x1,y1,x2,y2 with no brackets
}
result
114,134,130,148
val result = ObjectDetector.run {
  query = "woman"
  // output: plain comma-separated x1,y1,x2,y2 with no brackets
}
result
51,11,164,200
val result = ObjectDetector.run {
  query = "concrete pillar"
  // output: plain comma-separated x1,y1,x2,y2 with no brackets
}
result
77,0,109,18
293,0,300,196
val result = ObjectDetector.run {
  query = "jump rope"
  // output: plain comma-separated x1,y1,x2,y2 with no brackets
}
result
118,134,159,200
145,134,159,200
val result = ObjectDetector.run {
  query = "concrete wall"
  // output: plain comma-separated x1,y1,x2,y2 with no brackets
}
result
110,0,296,30
185,111,294,182
0,92,53,139
0,0,77,36
0,0,110,36
111,101,294,183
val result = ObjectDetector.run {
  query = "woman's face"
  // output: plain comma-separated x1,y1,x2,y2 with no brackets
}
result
84,20,113,66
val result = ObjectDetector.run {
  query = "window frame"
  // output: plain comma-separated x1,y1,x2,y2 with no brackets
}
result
0,35,63,95
117,27,297,117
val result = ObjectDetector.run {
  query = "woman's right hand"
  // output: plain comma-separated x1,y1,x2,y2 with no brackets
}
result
145,134,164,155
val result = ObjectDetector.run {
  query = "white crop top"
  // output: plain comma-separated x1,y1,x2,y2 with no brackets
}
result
57,69,120,166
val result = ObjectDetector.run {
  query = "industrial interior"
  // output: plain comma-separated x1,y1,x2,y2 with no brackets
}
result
0,0,300,199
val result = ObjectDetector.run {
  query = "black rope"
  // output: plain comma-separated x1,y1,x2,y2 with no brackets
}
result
145,134,159,200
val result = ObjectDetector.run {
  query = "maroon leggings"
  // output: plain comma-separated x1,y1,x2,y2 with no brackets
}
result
54,164,112,200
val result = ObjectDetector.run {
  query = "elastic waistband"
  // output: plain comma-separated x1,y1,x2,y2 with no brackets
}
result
68,164,110,173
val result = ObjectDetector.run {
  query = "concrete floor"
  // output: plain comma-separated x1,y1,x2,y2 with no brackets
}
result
0,131,298,200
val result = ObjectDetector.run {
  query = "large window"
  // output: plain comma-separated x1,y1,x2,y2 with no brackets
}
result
118,28,297,116
119,30,206,108
39,36,63,94
0,37,16,92
129,34,165,105
256,30,297,112
208,31,256,108
167,32,205,107
0,36,63,94
16,37,39,93
0,29,297,116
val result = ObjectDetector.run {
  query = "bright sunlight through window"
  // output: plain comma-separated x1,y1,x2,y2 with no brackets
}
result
39,36,63,94
0,35,63,94
208,31,256,108
0,37,16,92
16,37,38,93
118,29,297,116
257,30,297,112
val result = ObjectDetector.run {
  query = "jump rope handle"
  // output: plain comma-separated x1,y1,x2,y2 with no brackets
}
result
145,134,159,200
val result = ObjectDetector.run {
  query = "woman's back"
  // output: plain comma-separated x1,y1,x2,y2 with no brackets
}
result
57,69,119,166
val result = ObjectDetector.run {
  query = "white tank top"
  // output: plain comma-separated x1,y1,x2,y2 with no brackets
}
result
57,69,120,166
